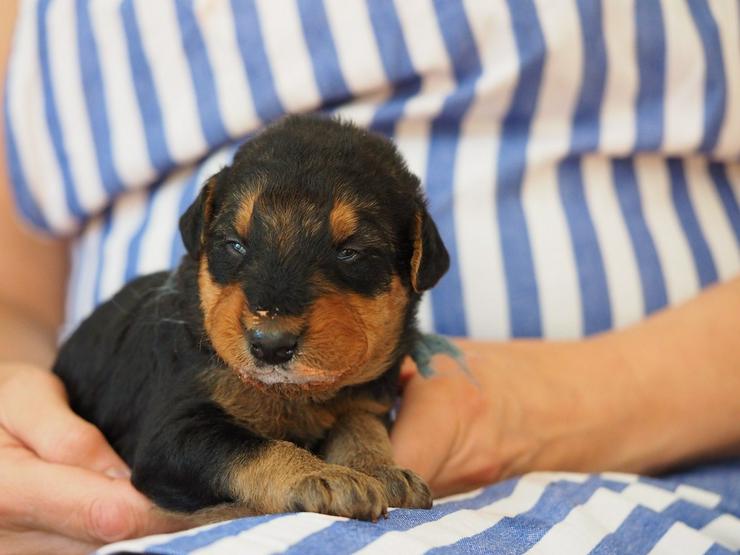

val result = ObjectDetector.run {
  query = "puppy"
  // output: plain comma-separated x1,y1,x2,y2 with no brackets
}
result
53,115,450,523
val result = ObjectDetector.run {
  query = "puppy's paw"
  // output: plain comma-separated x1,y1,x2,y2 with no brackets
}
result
365,465,432,509
288,465,388,521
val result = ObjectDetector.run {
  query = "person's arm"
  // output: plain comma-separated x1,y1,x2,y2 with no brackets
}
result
0,3,183,552
391,275,740,497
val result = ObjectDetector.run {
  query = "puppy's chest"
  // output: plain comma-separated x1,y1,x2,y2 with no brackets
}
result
206,371,338,445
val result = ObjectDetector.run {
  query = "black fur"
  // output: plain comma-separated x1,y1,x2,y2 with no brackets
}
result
53,115,449,516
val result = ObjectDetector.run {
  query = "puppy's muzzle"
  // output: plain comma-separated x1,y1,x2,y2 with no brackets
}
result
248,329,299,365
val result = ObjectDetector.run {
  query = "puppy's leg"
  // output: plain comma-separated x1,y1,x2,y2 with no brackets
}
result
322,412,432,509
132,401,387,522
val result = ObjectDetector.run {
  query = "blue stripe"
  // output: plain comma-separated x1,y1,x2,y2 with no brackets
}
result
420,0,484,336
2,85,49,230
634,1,666,151
281,480,520,554
661,499,723,530
559,0,611,335
432,477,616,554
144,513,285,553
124,186,158,281
296,0,352,108
230,0,284,123
612,159,668,314
591,505,679,555
687,0,727,153
76,0,122,196
559,160,612,334
708,163,740,247
366,0,421,136
496,0,545,337
174,2,229,146
37,0,85,221
668,159,718,287
120,0,172,173
705,544,736,555
169,170,202,268
92,208,114,304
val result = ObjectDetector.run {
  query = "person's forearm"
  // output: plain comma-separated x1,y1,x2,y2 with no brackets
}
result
0,301,59,368
515,275,740,476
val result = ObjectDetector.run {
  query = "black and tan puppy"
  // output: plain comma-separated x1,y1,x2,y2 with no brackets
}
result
53,116,449,523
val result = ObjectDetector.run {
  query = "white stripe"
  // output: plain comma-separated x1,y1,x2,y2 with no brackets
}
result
600,0,638,155
135,0,206,162
646,522,714,555
137,171,189,276
96,520,228,555
525,487,635,555
675,484,721,510
394,0,452,123
582,155,644,328
600,471,640,484
191,513,343,555
708,0,740,158
661,0,704,153
701,514,740,551
89,0,154,188
728,164,740,202
197,0,261,138
620,482,676,512
684,158,740,281
323,0,387,97
254,0,321,114
98,190,149,302
434,487,484,506
635,156,700,306
71,216,104,327
7,0,73,233
47,0,106,214
392,125,434,333
356,473,588,555
524,0,584,339
455,0,518,339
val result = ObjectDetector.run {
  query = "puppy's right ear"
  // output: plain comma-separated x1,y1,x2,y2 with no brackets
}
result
179,175,217,260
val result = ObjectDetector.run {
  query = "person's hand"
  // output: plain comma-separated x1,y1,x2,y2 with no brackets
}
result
0,363,184,554
390,338,620,498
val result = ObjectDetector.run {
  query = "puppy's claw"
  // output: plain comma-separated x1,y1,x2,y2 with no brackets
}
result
287,465,388,521
365,466,433,509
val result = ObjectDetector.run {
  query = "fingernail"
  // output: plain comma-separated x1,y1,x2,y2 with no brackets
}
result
105,466,132,479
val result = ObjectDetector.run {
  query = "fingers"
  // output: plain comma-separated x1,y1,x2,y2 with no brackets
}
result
0,365,129,476
390,372,456,490
0,529,98,555
1,438,185,545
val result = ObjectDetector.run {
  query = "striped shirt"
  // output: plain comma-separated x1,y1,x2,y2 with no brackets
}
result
4,1,740,553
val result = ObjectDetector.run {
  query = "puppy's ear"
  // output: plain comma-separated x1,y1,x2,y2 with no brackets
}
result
410,206,449,292
179,175,217,260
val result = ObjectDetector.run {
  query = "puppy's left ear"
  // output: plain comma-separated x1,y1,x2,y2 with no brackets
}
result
410,205,449,292
179,175,217,260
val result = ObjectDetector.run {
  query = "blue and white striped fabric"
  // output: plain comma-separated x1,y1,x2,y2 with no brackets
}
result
4,0,740,553
96,463,740,555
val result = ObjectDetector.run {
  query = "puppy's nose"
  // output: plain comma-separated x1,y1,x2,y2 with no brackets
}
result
248,329,298,365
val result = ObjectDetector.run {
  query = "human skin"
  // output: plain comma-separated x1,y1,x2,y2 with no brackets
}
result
391,276,740,497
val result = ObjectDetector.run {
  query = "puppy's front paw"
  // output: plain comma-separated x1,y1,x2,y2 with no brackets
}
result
366,466,432,509
288,465,388,521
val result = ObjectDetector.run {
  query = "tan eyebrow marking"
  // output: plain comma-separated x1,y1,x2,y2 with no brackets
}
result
329,199,359,244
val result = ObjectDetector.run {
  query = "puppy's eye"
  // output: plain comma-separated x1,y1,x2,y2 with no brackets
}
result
337,247,359,262
227,240,247,256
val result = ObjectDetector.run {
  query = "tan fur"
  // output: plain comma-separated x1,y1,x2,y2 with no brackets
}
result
410,211,423,292
329,199,359,244
206,367,337,444
235,190,261,237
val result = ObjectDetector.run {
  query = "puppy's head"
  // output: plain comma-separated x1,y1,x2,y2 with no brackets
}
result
180,116,449,398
